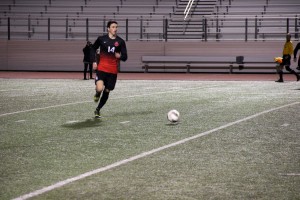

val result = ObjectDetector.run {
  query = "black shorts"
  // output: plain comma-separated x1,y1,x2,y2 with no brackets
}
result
95,71,117,91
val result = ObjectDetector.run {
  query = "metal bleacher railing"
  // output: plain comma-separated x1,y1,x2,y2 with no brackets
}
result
0,0,299,41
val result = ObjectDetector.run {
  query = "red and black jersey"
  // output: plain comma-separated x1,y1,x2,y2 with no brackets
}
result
91,34,127,74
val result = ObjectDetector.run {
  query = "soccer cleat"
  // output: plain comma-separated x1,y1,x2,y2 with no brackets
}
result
275,79,284,83
94,109,101,118
94,92,100,103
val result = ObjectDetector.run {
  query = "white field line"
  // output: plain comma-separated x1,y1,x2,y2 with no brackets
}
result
0,86,91,92
0,89,24,92
12,101,300,200
0,85,218,117
120,121,131,124
0,101,92,117
279,173,300,176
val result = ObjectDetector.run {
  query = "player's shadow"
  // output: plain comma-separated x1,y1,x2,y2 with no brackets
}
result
108,110,154,117
62,118,102,130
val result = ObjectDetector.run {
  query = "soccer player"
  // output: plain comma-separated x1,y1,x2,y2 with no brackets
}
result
293,42,300,70
90,20,128,118
275,33,299,82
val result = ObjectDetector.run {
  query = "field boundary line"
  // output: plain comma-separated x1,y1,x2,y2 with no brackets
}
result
0,85,218,117
12,101,300,200
0,101,92,117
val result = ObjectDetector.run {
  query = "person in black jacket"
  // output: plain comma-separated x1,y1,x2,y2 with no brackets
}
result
294,42,300,70
82,41,93,80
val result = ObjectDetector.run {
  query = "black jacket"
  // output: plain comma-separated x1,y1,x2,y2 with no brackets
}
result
83,45,92,63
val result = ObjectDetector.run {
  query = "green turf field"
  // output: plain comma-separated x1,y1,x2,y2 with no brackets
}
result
0,78,299,200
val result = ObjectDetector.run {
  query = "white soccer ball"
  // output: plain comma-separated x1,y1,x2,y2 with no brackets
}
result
167,109,180,123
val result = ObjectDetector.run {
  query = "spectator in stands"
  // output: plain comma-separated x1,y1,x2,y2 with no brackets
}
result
275,33,299,82
90,20,128,118
293,42,300,70
82,41,93,80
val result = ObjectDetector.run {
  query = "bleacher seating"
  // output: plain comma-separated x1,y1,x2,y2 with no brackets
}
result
0,0,177,40
167,0,217,39
208,0,300,41
1,0,300,73
0,0,299,41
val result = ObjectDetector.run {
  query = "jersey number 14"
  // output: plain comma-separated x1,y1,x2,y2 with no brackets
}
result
108,46,115,53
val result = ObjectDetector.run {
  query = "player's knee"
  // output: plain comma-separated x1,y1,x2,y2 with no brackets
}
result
96,86,103,93
96,89,102,93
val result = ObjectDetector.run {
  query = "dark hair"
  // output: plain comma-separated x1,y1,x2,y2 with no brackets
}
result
107,20,118,28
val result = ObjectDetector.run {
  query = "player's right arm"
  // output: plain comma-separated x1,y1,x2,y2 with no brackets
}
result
90,37,102,69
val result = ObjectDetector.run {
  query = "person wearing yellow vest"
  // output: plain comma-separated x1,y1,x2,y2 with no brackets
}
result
275,33,300,82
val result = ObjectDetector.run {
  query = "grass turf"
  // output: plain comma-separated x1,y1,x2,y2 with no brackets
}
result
0,79,299,199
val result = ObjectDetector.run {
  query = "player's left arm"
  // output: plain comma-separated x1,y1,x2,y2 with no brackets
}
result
119,40,128,62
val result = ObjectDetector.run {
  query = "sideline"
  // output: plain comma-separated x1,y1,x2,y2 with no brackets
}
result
12,101,300,200
0,71,279,81
0,101,92,117
0,85,218,117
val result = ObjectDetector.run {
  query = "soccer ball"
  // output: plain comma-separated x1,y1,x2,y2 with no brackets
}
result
167,109,180,123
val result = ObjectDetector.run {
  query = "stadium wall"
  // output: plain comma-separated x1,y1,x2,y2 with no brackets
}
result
0,40,285,72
